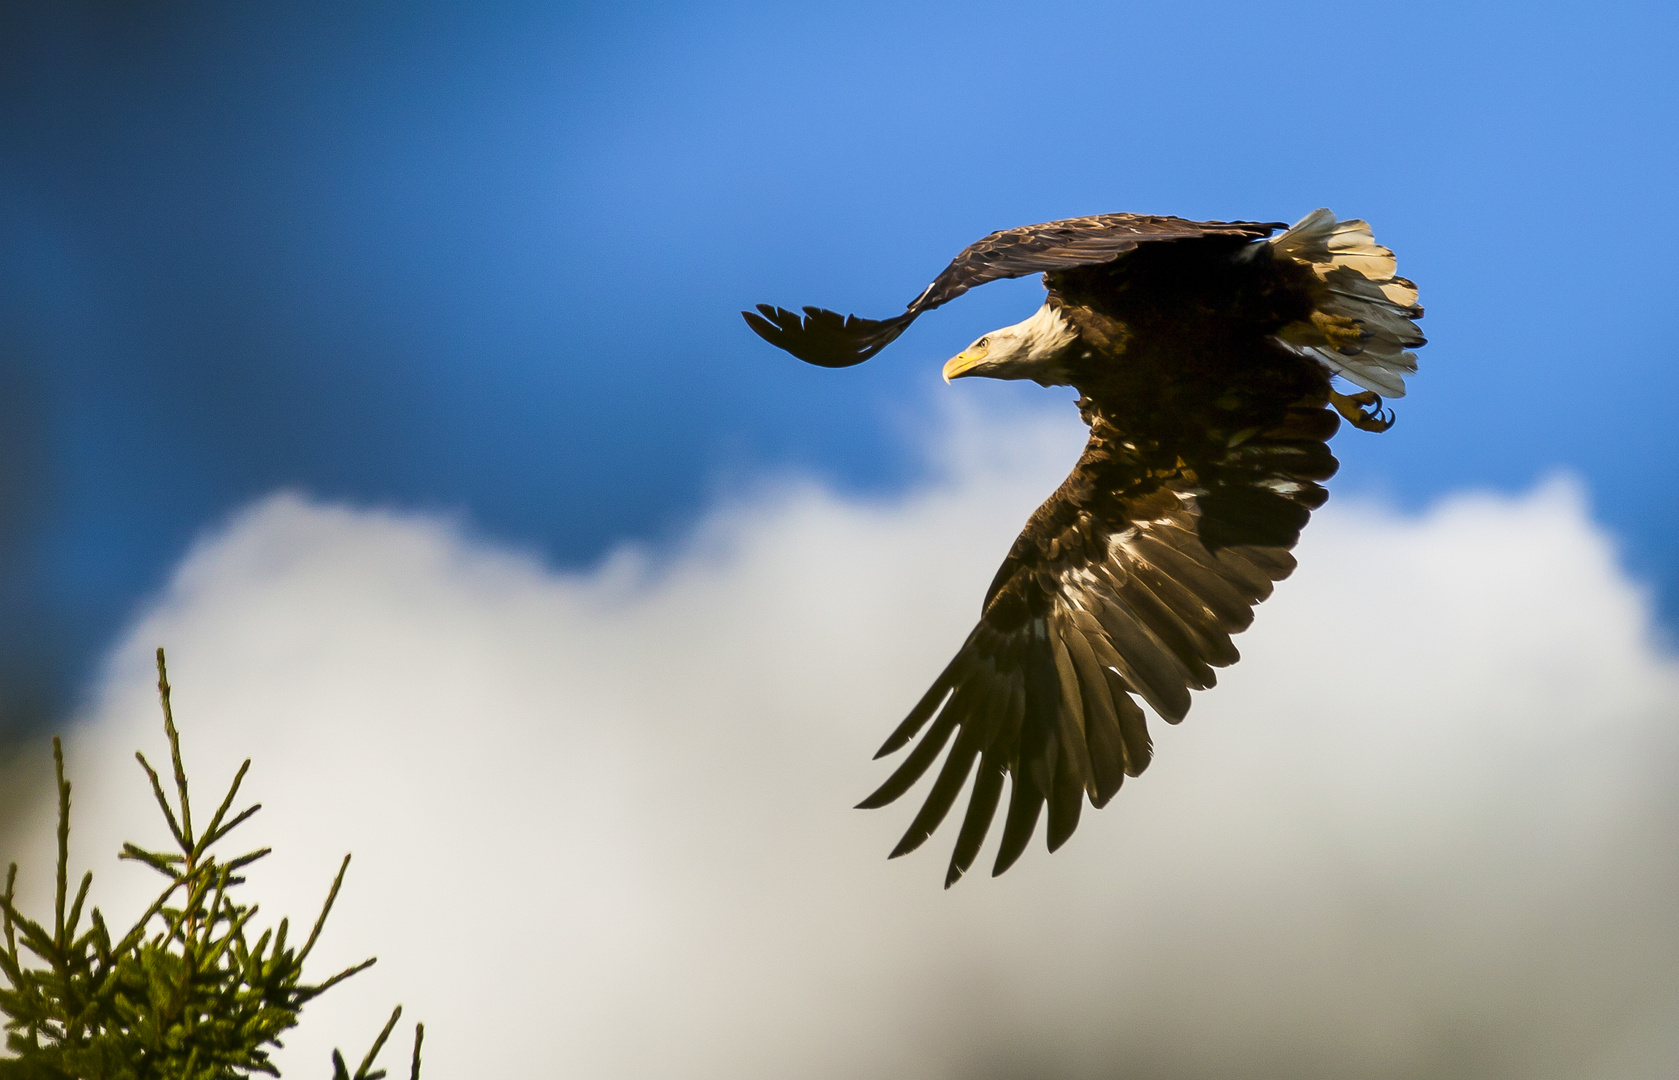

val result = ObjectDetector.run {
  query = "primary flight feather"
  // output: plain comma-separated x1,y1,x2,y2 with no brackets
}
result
743,209,1425,886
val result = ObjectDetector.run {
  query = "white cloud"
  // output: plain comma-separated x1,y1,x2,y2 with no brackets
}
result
6,408,1679,1080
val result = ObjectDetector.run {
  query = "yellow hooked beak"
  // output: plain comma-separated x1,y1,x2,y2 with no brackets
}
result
942,347,986,383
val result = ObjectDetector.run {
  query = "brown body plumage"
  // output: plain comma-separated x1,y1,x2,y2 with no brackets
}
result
744,210,1424,885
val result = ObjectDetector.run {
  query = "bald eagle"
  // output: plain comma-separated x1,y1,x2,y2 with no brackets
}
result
743,209,1424,886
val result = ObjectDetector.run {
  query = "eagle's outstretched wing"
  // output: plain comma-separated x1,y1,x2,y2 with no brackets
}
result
742,215,1285,368
860,399,1341,886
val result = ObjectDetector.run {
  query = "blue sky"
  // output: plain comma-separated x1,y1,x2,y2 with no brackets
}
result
1,0,1675,735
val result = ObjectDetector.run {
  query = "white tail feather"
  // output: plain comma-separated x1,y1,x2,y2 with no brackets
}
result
1270,209,1424,398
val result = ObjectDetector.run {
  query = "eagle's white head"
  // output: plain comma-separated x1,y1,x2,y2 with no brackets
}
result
942,302,1079,387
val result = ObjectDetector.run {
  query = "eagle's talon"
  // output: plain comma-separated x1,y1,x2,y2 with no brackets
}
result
1330,389,1395,433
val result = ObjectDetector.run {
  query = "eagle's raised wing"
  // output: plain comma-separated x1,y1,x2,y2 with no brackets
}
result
861,398,1341,886
743,215,1285,368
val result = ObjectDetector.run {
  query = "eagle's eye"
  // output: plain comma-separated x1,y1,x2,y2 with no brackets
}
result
976,336,990,350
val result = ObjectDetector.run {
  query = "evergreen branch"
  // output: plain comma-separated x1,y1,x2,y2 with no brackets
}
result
305,956,377,999
223,847,273,875
133,754,187,854
62,875,91,948
298,855,351,964
200,866,236,958
203,801,263,852
4,863,16,963
195,902,257,976
196,758,254,859
245,927,272,973
107,877,191,957
51,740,68,950
5,907,59,966
155,648,194,849
355,1005,402,1080
118,843,185,879
271,917,289,968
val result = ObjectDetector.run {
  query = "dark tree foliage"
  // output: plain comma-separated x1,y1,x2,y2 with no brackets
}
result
0,649,423,1079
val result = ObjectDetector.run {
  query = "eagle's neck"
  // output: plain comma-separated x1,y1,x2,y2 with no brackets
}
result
1003,303,1079,386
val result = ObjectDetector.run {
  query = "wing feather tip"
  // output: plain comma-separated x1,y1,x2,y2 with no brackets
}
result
888,832,929,859
991,850,1026,877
